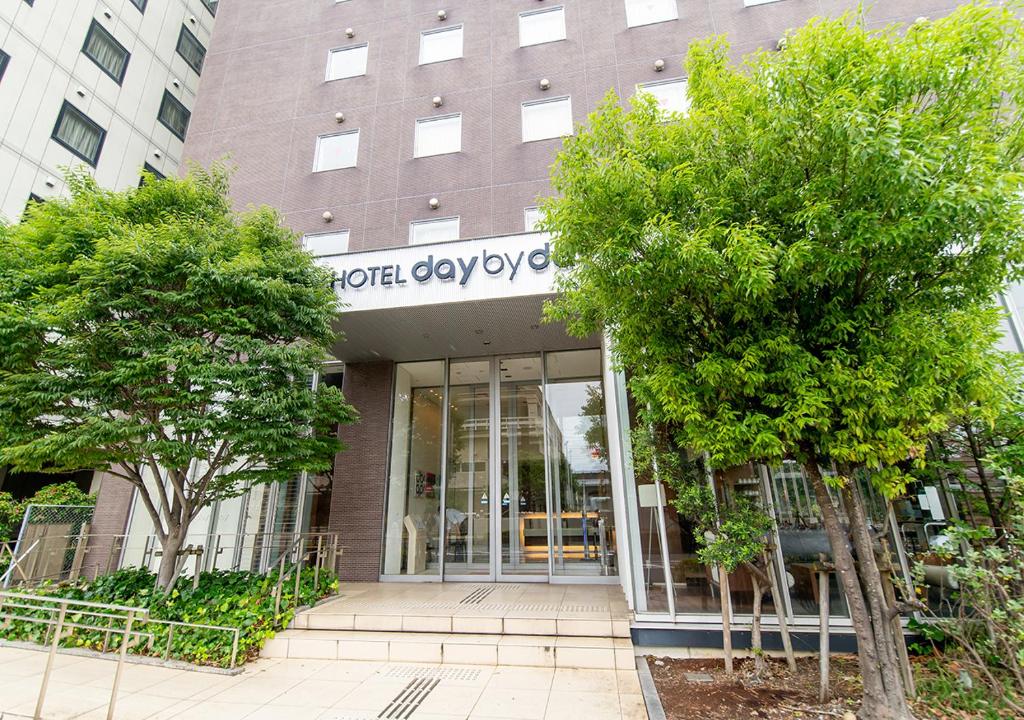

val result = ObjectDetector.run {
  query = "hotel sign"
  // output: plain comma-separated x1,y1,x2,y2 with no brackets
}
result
333,243,552,290
317,233,558,313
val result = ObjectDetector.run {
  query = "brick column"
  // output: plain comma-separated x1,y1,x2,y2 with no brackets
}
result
328,361,394,581
82,471,134,578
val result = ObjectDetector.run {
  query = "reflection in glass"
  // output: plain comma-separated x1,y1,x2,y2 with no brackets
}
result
382,361,444,576
445,360,491,576
500,356,548,575
767,461,849,617
546,350,617,576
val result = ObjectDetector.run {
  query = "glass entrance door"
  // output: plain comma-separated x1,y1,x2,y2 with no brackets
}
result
498,356,548,578
385,350,618,582
443,359,492,577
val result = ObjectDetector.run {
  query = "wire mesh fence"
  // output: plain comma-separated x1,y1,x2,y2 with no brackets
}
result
2,505,95,589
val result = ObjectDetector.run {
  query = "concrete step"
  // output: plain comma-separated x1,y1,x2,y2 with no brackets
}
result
262,629,635,670
291,611,631,638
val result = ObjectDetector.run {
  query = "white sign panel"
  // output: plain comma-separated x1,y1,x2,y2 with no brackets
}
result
315,232,558,312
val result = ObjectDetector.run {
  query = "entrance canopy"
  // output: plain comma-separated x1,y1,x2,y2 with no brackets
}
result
319,232,598,363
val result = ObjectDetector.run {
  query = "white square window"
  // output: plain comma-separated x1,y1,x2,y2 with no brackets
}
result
519,6,566,47
326,43,368,81
314,130,360,171
409,217,460,245
521,96,573,143
524,207,544,232
624,0,678,28
414,114,462,158
303,230,350,257
637,78,689,116
419,25,463,64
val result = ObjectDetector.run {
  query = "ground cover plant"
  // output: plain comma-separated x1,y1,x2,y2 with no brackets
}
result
0,565,335,667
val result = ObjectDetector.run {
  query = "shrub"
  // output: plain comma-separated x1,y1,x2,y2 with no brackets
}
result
916,469,1024,714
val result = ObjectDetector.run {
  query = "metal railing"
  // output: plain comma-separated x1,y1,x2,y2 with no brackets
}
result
0,591,146,720
0,531,344,590
0,540,40,588
0,589,243,717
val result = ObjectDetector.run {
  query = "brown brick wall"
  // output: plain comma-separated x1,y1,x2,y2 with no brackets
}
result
186,0,963,247
328,361,394,580
82,472,134,579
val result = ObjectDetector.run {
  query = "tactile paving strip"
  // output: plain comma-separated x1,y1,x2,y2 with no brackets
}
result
383,666,483,682
377,677,439,719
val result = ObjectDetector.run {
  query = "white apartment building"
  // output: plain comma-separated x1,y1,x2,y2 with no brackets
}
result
0,0,216,222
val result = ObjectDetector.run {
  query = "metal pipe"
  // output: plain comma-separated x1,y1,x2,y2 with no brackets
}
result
108,609,134,720
35,600,67,720
230,628,240,669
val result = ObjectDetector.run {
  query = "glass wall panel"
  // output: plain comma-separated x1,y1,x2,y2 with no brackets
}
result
546,350,617,576
711,465,780,617
381,361,444,576
445,360,492,576
499,356,548,575
767,461,849,617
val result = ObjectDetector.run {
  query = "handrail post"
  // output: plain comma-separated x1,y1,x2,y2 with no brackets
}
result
230,628,239,669
314,535,323,592
108,609,135,720
274,552,286,616
35,600,67,720
165,623,175,660
293,548,303,608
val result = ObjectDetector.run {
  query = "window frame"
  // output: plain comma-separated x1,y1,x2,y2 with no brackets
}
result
524,206,544,233
303,230,351,258
176,25,206,75
201,0,218,17
419,24,464,65
139,162,165,186
413,113,463,158
520,96,574,143
51,101,107,167
636,76,689,116
325,43,369,82
0,49,9,83
313,129,361,172
624,0,678,28
518,5,567,48
82,20,131,85
157,90,191,141
409,216,460,246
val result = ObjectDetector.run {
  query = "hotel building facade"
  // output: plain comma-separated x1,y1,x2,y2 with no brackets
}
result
67,0,1011,646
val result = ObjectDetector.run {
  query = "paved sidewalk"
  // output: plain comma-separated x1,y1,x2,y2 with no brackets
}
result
0,646,648,720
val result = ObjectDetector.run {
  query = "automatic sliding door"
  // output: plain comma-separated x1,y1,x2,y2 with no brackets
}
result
443,360,492,577
498,356,548,577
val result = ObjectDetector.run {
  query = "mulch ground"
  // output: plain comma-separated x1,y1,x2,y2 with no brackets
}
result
647,654,863,720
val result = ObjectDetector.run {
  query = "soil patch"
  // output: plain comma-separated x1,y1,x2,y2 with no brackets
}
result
648,654,862,720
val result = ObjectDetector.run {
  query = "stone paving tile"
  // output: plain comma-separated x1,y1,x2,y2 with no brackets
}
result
0,647,647,720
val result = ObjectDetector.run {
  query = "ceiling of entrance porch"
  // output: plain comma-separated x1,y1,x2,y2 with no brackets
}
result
329,294,599,363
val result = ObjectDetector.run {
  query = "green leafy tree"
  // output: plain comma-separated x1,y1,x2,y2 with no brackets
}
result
544,5,1024,718
0,167,357,589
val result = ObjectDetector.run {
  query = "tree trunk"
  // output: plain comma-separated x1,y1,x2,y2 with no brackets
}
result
765,550,798,672
155,529,186,591
840,480,911,715
751,571,765,678
720,565,734,674
964,423,1003,539
800,451,915,720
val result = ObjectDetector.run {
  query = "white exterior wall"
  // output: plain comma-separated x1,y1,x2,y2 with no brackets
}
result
0,0,215,222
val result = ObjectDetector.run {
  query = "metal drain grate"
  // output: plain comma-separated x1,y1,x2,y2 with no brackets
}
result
383,666,483,682
378,677,440,719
